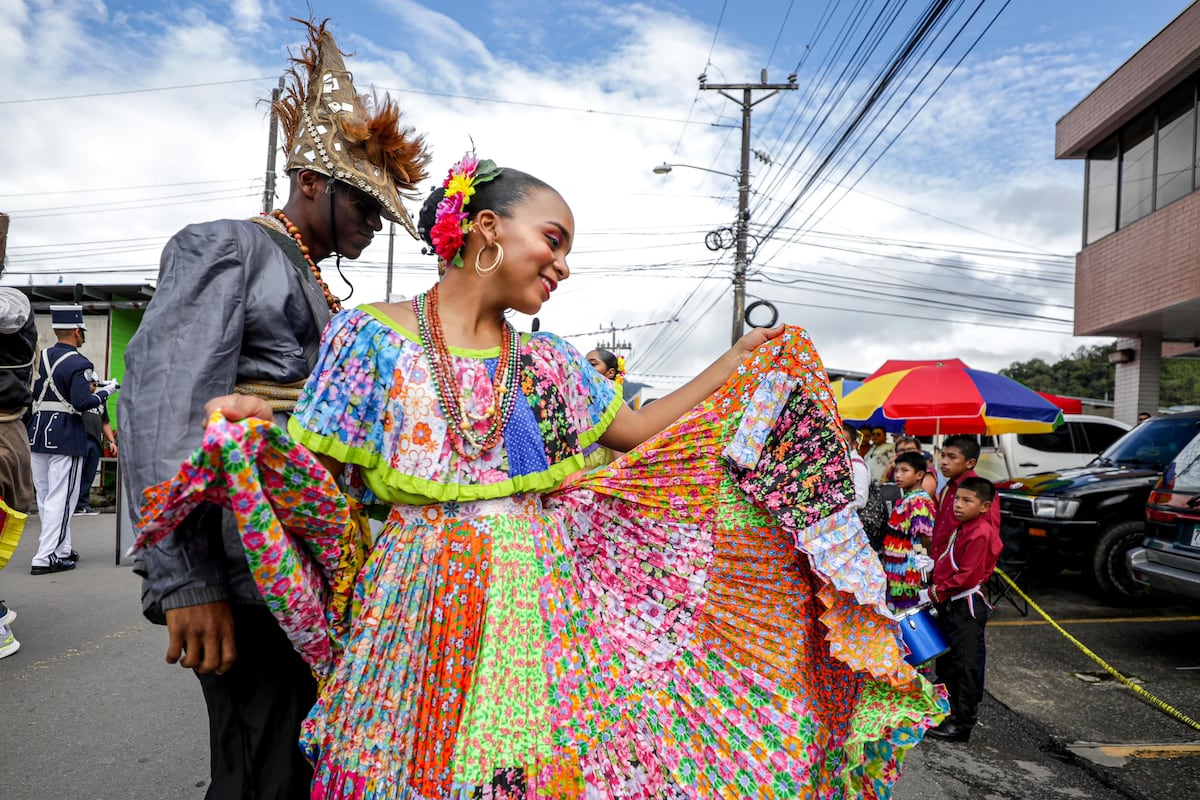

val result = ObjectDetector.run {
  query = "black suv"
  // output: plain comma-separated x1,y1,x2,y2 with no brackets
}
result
1128,424,1200,601
996,411,1200,603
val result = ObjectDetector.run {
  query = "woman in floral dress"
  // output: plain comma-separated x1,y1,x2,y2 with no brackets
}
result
141,153,945,799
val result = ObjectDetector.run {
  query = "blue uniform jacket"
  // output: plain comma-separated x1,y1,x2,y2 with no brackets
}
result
27,342,105,457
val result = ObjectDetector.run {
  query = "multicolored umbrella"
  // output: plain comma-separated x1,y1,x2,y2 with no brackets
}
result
831,378,904,433
837,363,1064,436
830,378,863,401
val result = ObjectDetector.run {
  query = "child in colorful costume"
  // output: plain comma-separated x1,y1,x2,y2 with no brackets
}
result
880,451,937,612
135,153,946,799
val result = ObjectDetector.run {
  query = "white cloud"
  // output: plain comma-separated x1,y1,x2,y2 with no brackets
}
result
228,0,264,33
0,1,1141,394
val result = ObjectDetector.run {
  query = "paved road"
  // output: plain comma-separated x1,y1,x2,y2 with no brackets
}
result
983,571,1200,800
2,514,1192,799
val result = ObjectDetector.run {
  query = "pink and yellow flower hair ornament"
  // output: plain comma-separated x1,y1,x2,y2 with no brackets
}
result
615,355,627,385
430,150,502,267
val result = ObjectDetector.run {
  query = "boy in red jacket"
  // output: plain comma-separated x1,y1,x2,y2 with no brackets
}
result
922,475,1002,742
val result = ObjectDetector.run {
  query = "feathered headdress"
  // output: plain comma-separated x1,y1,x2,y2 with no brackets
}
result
274,18,431,237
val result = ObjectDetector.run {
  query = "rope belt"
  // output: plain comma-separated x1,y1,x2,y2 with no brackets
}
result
0,409,25,423
0,355,35,370
232,379,308,412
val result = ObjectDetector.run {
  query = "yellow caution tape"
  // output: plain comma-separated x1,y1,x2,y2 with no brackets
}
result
994,568,1200,733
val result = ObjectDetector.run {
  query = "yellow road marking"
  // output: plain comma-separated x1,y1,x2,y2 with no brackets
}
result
1068,741,1200,766
1098,743,1200,759
991,615,1200,627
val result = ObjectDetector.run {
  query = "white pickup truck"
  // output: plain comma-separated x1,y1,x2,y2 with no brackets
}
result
971,414,1131,482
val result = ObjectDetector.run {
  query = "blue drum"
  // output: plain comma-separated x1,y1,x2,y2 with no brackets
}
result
898,604,949,666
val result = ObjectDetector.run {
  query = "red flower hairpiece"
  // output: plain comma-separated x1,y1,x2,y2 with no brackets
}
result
432,150,501,267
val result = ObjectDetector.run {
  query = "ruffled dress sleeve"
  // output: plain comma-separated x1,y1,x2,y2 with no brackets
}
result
520,331,622,460
288,308,397,472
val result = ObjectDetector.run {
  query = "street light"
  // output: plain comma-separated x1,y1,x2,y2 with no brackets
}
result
652,162,738,180
653,161,751,344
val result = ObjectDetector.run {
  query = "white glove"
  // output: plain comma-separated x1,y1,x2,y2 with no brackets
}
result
918,588,931,605
97,379,120,395
914,553,935,578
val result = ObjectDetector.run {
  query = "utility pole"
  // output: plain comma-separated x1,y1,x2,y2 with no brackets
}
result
386,222,396,300
594,322,632,354
262,76,285,214
0,212,8,269
701,70,796,344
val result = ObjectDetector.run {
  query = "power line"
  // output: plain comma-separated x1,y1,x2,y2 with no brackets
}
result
767,0,1013,257
376,83,735,128
759,0,964,244
0,178,257,199
765,0,799,72
756,268,1073,324
7,187,262,216
560,318,679,338
1,77,274,104
10,191,259,220
758,294,1074,336
4,75,733,129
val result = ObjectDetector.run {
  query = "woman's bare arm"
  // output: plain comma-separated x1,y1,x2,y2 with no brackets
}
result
598,325,784,452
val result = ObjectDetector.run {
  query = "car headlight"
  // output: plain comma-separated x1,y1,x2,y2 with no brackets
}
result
1033,497,1080,519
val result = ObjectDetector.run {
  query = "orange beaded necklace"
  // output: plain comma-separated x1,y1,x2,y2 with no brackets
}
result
268,208,342,313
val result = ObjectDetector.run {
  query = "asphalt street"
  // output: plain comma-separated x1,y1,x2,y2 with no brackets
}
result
1,513,1194,799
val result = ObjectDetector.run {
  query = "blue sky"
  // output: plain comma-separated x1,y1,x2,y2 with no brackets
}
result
1,0,1194,387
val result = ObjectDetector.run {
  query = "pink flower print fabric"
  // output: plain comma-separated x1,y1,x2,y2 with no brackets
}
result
135,325,947,800
133,412,361,677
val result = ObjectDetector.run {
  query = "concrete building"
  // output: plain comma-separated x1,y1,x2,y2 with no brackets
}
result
1056,2,1200,424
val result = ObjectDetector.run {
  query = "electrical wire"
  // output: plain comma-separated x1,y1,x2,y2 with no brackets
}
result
766,0,1012,257
0,77,275,104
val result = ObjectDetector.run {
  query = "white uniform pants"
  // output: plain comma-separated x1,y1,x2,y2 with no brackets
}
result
31,453,82,567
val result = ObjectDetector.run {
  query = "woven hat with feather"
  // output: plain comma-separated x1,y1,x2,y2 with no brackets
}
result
275,19,431,238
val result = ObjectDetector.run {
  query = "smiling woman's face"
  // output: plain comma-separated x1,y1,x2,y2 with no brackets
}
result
481,187,574,316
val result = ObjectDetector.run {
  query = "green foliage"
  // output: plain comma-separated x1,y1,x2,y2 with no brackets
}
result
1000,344,1116,401
1000,343,1200,406
1163,359,1200,406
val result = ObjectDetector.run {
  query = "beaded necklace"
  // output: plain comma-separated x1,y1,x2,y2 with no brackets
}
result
265,209,342,313
413,284,522,458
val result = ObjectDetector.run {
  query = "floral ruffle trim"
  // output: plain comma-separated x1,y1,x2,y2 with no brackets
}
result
134,413,359,678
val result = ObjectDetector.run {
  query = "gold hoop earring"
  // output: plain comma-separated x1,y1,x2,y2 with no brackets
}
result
475,242,504,276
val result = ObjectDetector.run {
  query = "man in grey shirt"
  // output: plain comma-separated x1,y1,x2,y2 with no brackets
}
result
119,20,428,799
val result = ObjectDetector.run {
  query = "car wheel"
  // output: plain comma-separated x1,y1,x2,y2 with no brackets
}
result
1089,520,1148,603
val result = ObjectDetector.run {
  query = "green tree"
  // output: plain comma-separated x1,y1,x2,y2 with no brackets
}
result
1001,343,1200,407
1162,359,1200,406
1000,344,1115,400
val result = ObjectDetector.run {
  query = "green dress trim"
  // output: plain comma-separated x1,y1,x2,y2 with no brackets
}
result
359,304,533,358
287,368,625,506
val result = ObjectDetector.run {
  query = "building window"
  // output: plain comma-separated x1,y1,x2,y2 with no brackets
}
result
1156,83,1196,209
1085,137,1118,244
1120,112,1156,227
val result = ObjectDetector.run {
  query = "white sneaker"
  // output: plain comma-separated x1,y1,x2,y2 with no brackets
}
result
0,601,14,627
0,626,18,659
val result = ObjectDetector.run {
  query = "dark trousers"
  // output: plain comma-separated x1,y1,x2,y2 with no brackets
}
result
195,604,317,800
75,438,101,511
933,596,991,728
